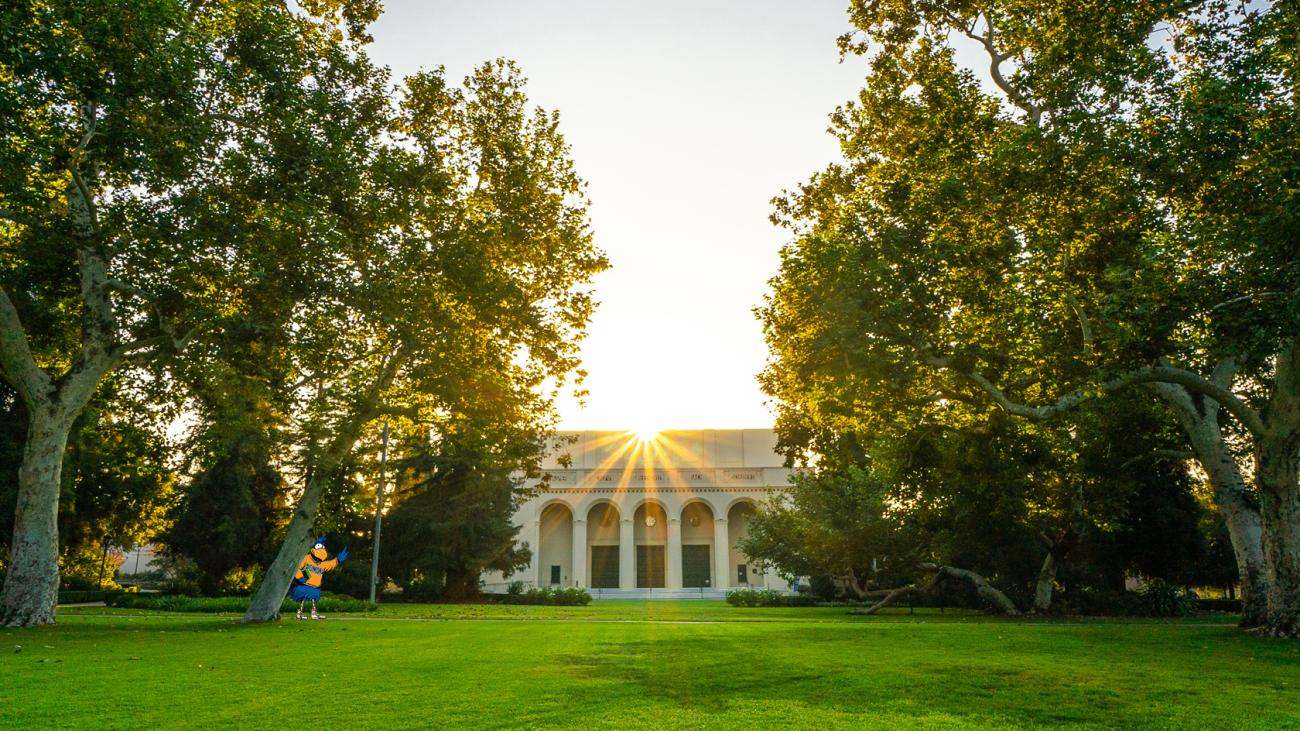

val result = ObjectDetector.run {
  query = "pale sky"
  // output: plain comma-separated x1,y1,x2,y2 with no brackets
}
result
367,1,871,431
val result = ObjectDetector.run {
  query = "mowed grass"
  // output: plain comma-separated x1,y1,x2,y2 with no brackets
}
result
2,603,1297,729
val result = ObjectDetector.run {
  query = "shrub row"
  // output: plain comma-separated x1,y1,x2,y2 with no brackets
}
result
1065,580,1197,618
105,593,376,614
1196,598,1242,613
726,588,816,607
57,589,131,604
498,586,592,606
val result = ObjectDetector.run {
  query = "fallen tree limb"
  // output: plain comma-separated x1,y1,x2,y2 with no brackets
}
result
921,563,1021,615
849,564,1022,616
852,584,919,615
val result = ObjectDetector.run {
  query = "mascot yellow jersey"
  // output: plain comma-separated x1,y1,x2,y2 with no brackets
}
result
289,536,347,619
296,551,339,588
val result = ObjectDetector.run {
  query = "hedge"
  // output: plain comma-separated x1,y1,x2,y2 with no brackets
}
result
104,593,376,614
726,588,816,607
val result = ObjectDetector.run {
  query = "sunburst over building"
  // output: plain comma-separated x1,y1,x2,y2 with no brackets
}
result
482,429,797,598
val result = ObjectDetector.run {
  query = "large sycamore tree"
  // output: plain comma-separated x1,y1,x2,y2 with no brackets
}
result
0,0,388,626
0,0,604,627
239,60,606,622
761,1,1299,635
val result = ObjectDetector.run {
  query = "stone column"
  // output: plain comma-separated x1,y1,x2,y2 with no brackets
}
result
713,517,729,590
619,518,635,589
571,518,586,588
666,517,683,589
529,518,542,588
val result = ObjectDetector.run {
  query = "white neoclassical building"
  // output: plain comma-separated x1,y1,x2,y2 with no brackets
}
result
481,429,796,598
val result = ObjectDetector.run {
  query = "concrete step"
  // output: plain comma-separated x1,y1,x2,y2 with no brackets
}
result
588,588,730,600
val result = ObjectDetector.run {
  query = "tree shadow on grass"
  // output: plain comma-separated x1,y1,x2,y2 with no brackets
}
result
547,625,1275,728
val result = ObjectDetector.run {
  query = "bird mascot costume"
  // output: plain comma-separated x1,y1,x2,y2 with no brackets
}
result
289,536,348,619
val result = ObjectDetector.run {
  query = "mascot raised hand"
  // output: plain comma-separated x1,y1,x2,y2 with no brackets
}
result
289,536,348,620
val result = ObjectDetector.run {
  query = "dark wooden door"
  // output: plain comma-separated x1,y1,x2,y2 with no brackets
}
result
681,544,711,587
636,545,665,588
590,545,619,588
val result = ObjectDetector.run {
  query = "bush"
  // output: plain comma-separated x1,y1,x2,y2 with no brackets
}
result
57,589,117,604
808,574,839,602
784,592,819,607
498,586,591,606
726,588,787,607
104,592,377,614
1196,598,1242,613
1129,580,1195,618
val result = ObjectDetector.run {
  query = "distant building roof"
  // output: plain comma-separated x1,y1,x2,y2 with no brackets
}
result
542,429,785,470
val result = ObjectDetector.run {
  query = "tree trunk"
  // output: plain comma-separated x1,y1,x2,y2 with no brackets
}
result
242,471,327,622
1149,380,1270,627
1033,551,1058,613
1255,338,1300,637
1256,436,1299,637
1,408,72,627
442,567,480,601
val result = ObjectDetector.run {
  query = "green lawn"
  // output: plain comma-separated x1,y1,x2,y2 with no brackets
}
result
3,602,1297,729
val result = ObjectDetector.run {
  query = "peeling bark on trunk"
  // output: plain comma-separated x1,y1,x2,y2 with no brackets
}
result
1256,338,1300,638
1256,437,1300,638
0,408,72,627
1148,380,1270,628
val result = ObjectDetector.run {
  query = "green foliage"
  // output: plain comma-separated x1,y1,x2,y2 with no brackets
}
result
757,0,1286,617
738,464,922,590
377,428,537,601
163,437,286,596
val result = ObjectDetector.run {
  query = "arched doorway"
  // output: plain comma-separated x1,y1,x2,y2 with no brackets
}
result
633,501,668,588
538,503,573,587
679,501,715,588
586,503,621,588
727,501,763,588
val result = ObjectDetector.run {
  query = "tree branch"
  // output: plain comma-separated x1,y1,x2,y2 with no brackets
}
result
1064,293,1093,351
920,351,1267,437
0,286,52,405
945,9,1043,126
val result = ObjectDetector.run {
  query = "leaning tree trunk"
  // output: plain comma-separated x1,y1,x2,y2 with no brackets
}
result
242,471,328,622
242,350,403,623
1149,380,1270,627
0,407,73,627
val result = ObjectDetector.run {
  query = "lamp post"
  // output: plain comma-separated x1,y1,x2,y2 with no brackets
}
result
369,421,389,604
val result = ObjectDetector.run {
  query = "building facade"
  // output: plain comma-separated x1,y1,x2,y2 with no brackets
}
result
481,429,795,598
